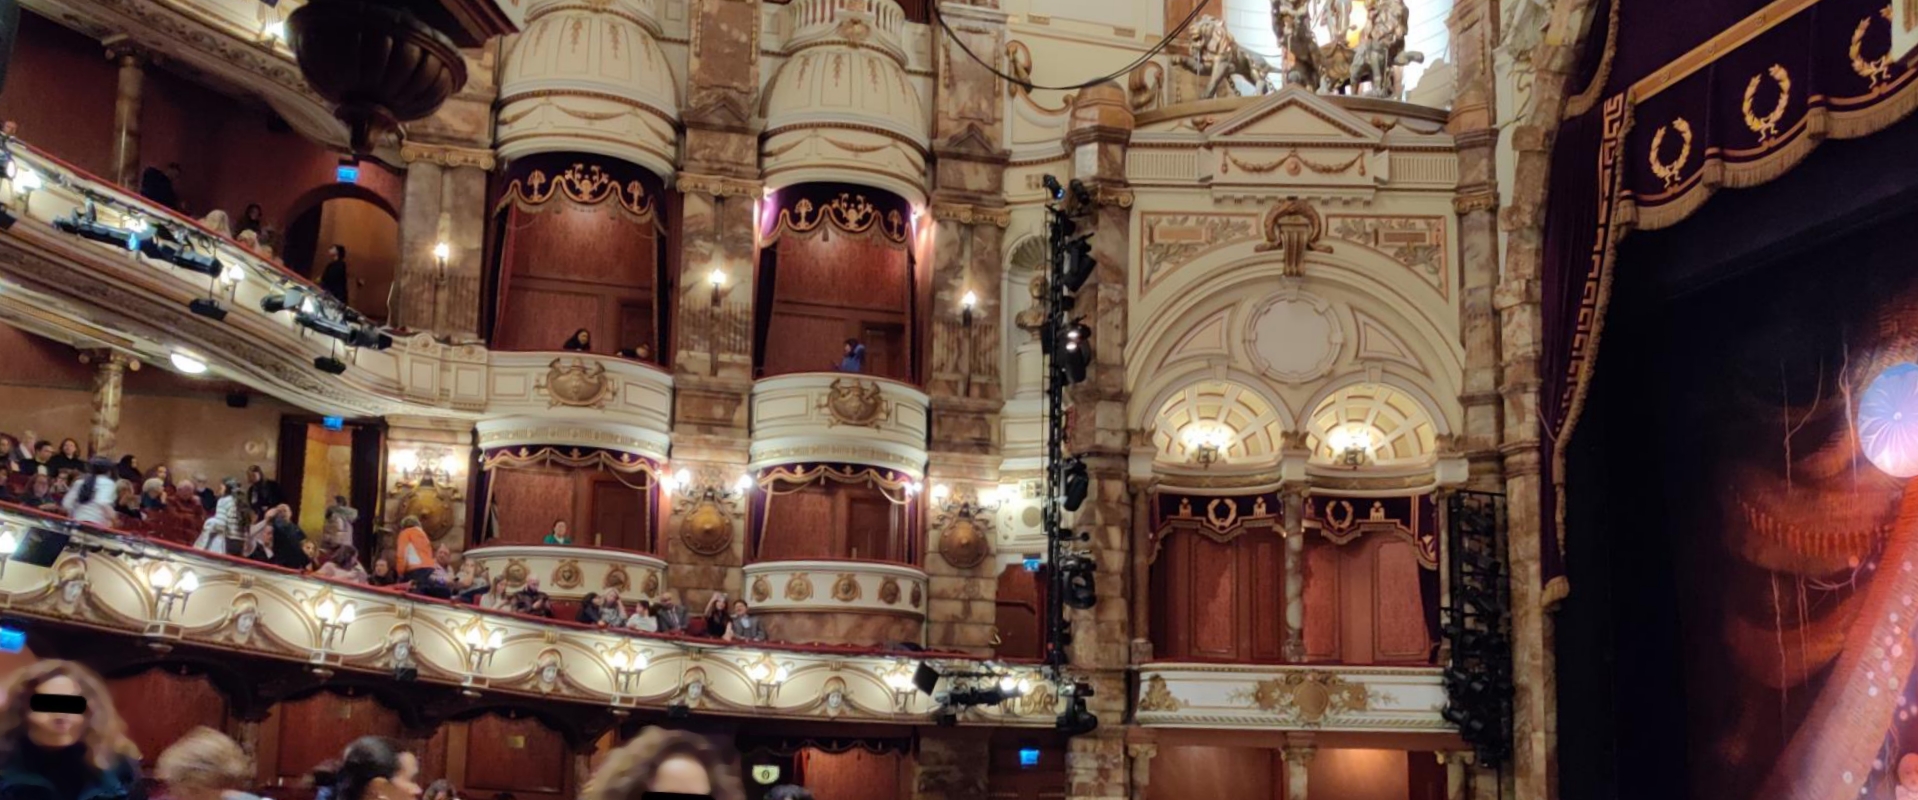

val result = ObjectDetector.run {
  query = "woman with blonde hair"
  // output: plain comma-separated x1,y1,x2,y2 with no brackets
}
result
581,726,744,800
155,726,258,800
0,659,145,800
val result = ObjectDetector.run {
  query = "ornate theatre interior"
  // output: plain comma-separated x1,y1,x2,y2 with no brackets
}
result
0,0,1906,797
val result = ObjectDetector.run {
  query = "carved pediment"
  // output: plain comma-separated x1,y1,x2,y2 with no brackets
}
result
1202,87,1386,146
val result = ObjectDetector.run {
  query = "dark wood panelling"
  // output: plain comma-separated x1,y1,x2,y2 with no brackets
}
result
108,669,229,765
496,202,662,357
1146,746,1279,800
802,749,902,800
272,693,403,782
1303,533,1433,666
465,714,570,799
492,468,577,545
1304,538,1342,662
993,566,1044,660
763,235,912,381
760,482,903,561
490,468,654,552
1190,537,1236,657
1151,531,1288,662
1373,538,1432,664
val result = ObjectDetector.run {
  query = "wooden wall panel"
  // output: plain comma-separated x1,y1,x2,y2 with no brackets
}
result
496,288,606,352
1251,535,1286,661
994,565,1044,660
511,207,656,287
1151,531,1288,662
1190,536,1237,657
272,693,402,782
496,200,662,357
763,310,863,377
774,237,907,311
1146,746,1278,800
464,715,570,799
764,235,912,381
1307,749,1409,800
760,483,902,561
107,670,228,764
802,749,902,800
1373,538,1432,664
491,468,578,546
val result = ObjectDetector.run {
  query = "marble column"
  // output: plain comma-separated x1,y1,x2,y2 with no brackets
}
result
78,349,137,457
911,732,990,800
1282,740,1315,800
393,143,493,340
1440,750,1477,800
1126,742,1158,800
103,36,146,188
673,176,760,382
1282,486,1306,662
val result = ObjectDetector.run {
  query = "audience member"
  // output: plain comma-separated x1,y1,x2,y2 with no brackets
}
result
0,433,20,472
542,519,573,545
510,578,553,618
195,473,217,514
616,343,651,360
237,204,265,237
0,660,147,800
836,337,866,373
243,465,282,519
562,329,592,352
324,736,421,800
598,589,628,627
199,209,233,238
721,599,768,643
324,495,359,549
368,554,400,588
624,601,659,633
193,477,246,555
158,479,207,545
20,440,52,477
654,591,689,633
395,516,436,586
60,456,118,528
111,479,140,520
48,439,85,475
318,544,369,584
702,593,731,637
154,726,258,800
151,465,170,485
114,455,141,484
140,478,167,513
575,591,603,625
422,779,457,800
451,559,490,603
580,726,745,800
319,244,349,303
140,162,184,211
20,473,57,510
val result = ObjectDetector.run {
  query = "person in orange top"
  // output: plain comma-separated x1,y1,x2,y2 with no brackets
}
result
395,516,437,589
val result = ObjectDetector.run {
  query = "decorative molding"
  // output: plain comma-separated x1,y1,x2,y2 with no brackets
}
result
400,141,497,170
677,173,765,199
929,203,1012,227
1136,663,1451,732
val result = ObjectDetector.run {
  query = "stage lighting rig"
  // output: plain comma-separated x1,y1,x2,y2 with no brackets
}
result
54,203,140,250
1055,681,1097,736
261,286,311,315
313,356,348,375
1057,552,1097,610
138,236,223,278
1059,457,1088,512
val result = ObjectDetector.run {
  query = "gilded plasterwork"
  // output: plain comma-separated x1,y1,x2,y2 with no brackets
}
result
1139,213,1260,296
1139,674,1186,712
1325,216,1448,296
1234,671,1373,724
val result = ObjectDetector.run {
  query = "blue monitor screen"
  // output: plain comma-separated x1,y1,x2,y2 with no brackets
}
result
322,415,344,431
1019,748,1040,767
335,164,360,183
1023,557,1043,572
0,627,23,654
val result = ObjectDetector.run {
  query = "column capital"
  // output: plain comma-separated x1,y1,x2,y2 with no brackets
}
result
678,173,763,199
930,202,1011,228
1453,184,1501,215
101,34,156,66
77,349,140,371
400,141,496,170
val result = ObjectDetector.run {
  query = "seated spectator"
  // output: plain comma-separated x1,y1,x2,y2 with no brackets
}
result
0,433,19,472
510,578,553,618
368,553,401,587
244,465,282,519
140,478,167,513
722,599,769,643
624,600,659,633
114,454,141,483
155,726,261,800
653,591,689,633
48,438,85,475
318,543,368,584
140,162,184,210
158,478,207,544
200,208,233,237
152,464,170,485
395,516,436,581
576,591,603,625
195,473,217,513
563,328,592,352
598,589,628,627
543,519,573,545
423,780,457,800
616,343,651,360
836,337,867,373
451,559,490,604
238,203,265,237
324,495,359,549
19,439,52,477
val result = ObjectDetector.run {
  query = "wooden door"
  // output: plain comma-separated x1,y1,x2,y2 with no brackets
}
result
590,479,649,551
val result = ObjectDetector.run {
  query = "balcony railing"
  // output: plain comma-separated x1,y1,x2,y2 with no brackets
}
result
1134,661,1455,734
0,502,1058,725
750,372,930,476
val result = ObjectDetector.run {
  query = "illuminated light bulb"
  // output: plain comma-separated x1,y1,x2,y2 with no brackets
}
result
0,529,16,553
338,602,356,625
151,564,176,590
708,268,726,287
930,484,951,504
127,217,149,234
170,352,208,375
13,168,40,192
316,597,338,621
220,263,245,284
463,626,482,647
999,675,1019,693
774,665,789,684
264,20,286,40
734,474,754,493
433,241,451,262
486,628,505,649
632,650,650,670
176,570,199,594
673,469,692,490
961,290,978,310
610,650,630,670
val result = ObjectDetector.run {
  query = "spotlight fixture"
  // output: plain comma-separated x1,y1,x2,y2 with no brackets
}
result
54,206,140,250
169,352,208,375
913,662,940,695
1055,692,1098,736
1060,457,1088,512
1059,553,1097,610
0,207,14,230
1056,322,1092,385
1042,174,1065,201
1058,234,1095,293
138,238,223,277
313,356,347,375
261,286,308,314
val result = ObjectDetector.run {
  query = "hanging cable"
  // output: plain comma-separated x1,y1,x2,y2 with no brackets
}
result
929,0,1215,92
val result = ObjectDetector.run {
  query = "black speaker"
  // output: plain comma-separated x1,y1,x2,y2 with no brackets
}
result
0,0,19,97
15,527,69,568
225,391,249,408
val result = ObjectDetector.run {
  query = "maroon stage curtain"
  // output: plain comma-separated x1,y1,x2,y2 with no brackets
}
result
754,183,919,382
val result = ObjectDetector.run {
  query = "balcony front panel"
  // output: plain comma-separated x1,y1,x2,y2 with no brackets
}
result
0,506,1057,726
462,544,667,604
476,351,676,460
741,559,927,647
1135,662,1452,733
750,373,930,476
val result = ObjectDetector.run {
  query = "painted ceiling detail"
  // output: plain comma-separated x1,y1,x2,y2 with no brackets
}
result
1152,379,1290,466
1140,213,1261,296
1246,290,1343,384
1352,308,1424,371
1305,383,1439,466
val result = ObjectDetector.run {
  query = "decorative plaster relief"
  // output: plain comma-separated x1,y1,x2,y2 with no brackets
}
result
1325,215,1449,297
1246,290,1343,384
1139,213,1260,296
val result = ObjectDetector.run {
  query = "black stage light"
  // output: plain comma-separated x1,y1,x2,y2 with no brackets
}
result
1055,695,1098,737
138,238,222,277
347,325,392,350
1061,557,1097,610
1042,174,1065,201
392,665,418,682
187,298,228,321
261,286,308,314
1058,235,1095,293
1058,325,1091,385
935,710,959,727
1060,457,1088,512
913,662,940,695
54,214,138,250
313,356,347,375
947,686,1008,707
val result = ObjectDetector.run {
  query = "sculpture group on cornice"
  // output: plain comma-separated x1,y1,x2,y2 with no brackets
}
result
1180,0,1421,100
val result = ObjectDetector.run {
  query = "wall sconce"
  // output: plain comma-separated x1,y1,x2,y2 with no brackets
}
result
433,241,451,279
313,591,358,651
708,268,727,305
961,290,978,328
148,563,200,621
930,484,1004,517
459,616,507,672
666,467,751,506
742,653,792,705
392,447,452,488
882,660,919,710
1326,425,1374,469
606,646,649,695
7,163,40,213
0,526,17,582
1182,425,1234,469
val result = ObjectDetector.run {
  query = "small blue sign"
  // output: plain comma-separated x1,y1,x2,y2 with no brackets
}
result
336,163,360,183
1019,748,1040,767
1023,557,1043,572
322,415,344,431
0,627,24,654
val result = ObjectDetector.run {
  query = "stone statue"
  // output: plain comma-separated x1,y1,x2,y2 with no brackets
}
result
1272,0,1321,90
1499,0,1555,58
1351,0,1423,98
1317,0,1355,45
1181,16,1276,99
1014,274,1049,338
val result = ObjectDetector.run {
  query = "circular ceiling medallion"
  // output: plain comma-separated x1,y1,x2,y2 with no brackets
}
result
1246,291,1342,384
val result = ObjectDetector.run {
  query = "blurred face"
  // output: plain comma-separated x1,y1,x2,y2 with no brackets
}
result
329,245,343,260
554,521,568,537
59,440,76,457
731,601,748,617
374,558,391,575
370,752,422,800
25,675,87,749
30,476,48,494
575,331,589,345
156,466,168,479
650,754,713,795
34,444,51,459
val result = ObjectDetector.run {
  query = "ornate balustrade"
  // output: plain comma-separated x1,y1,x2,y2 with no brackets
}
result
1134,662,1454,734
742,559,928,647
463,544,667,603
0,504,1058,726
473,351,676,460
750,373,930,476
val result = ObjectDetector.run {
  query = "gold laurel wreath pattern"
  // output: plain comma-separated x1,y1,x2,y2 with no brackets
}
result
1648,117,1693,189
1741,64,1791,144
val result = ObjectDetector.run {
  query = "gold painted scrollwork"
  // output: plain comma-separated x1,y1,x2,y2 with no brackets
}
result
821,379,889,428
1648,118,1694,189
832,574,861,602
496,163,657,221
537,358,614,409
1139,674,1185,712
785,574,815,602
1852,8,1894,91
1741,64,1792,144
878,577,901,605
751,575,772,604
771,193,909,245
552,559,583,590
